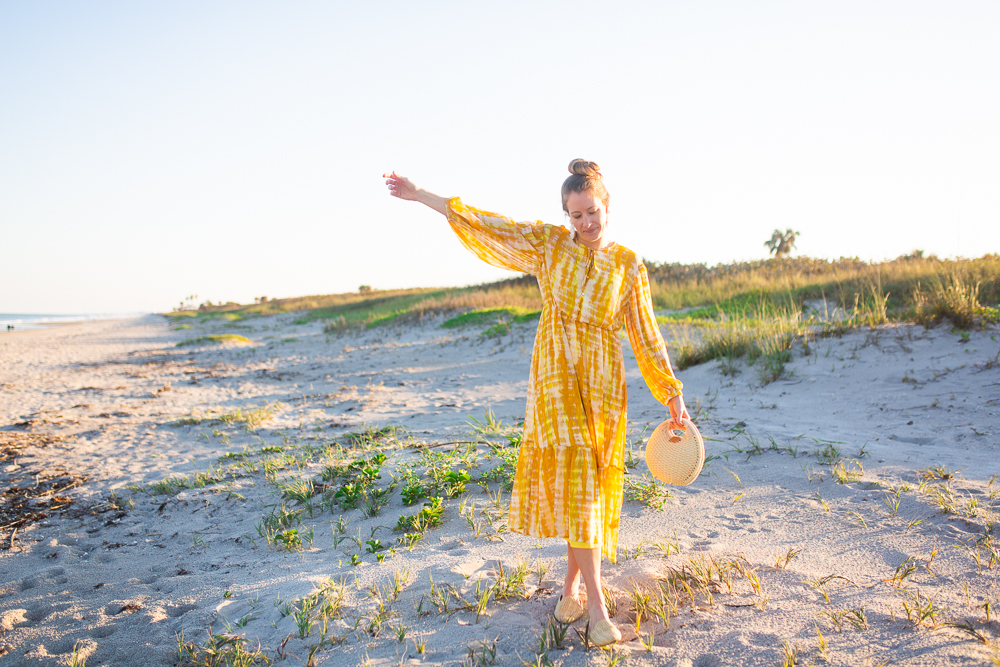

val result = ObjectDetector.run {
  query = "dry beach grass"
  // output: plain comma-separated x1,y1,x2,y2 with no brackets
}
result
1,258,999,666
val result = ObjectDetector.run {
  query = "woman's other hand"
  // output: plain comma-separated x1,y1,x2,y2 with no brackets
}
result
667,394,691,432
384,171,418,201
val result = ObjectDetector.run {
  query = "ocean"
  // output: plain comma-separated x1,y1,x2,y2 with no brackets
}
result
0,313,146,331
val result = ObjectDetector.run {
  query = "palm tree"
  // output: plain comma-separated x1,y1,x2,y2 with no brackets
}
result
765,229,800,258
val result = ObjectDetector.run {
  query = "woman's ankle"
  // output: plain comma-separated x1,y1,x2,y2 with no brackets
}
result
588,603,610,623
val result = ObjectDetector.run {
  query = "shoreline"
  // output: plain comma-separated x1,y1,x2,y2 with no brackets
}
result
0,315,154,341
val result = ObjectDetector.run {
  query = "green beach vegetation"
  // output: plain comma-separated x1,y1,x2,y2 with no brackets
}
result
166,252,998,382
176,333,253,347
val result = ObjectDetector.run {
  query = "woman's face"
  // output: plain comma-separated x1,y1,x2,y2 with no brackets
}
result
565,190,609,249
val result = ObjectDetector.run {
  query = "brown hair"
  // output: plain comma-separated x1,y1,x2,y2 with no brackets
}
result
561,159,610,213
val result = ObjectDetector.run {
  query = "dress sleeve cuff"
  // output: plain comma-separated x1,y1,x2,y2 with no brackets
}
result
444,196,462,217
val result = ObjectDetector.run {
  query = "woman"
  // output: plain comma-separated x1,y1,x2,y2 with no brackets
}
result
384,160,689,646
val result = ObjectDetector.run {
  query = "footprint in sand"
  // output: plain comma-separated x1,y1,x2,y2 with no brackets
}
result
692,655,722,667
166,603,198,618
89,625,116,639
26,603,69,623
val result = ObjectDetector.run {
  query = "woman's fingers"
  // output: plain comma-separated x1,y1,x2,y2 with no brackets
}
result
384,171,405,198
666,394,690,433
383,171,417,200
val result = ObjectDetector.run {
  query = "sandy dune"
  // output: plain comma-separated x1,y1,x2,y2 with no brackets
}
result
1,314,998,666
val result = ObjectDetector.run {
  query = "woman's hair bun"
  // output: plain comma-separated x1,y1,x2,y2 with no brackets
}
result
561,158,610,212
568,159,602,179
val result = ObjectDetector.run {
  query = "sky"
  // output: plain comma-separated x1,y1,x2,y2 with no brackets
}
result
1,1,998,314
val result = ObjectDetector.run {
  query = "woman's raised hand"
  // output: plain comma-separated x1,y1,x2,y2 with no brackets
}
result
383,171,418,201
383,172,450,215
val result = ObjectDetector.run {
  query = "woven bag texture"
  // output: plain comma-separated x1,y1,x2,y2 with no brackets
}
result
644,418,704,486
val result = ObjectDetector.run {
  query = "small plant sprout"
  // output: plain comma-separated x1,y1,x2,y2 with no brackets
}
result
780,640,799,667
818,609,845,632
815,443,842,465
840,510,868,528
624,474,673,510
775,548,803,570
234,612,257,628
63,640,90,667
294,596,317,638
473,576,493,623
542,616,568,650
814,493,830,512
920,465,964,481
175,630,270,667
815,625,828,661
979,599,993,623
900,591,946,628
527,620,561,665
649,588,672,626
884,556,920,587
491,559,530,601
883,491,902,517
602,584,619,617
463,636,499,667
831,459,864,485
844,608,868,630
627,580,652,631
389,569,410,602
534,558,549,586
804,575,853,605
943,619,992,645
604,647,626,667
724,467,743,487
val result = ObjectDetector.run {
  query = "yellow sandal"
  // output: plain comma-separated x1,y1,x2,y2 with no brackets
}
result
553,594,584,624
587,619,622,647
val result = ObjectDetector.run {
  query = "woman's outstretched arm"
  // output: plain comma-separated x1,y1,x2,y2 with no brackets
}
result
383,171,448,215
383,170,546,275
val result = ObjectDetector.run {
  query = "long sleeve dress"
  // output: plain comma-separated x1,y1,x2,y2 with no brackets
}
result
446,197,683,561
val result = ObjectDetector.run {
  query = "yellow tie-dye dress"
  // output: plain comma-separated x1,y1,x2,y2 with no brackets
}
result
446,197,683,561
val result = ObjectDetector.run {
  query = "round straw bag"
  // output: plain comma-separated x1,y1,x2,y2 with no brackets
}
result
644,418,704,486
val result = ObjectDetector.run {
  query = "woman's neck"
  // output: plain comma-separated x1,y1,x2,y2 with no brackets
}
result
573,231,614,251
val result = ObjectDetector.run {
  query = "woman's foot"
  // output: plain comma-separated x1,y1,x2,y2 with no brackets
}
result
587,618,622,647
587,601,611,625
554,593,585,624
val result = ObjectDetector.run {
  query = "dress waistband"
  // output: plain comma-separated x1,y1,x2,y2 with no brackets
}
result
555,311,620,332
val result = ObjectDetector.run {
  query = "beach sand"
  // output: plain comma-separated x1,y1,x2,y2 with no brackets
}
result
1,314,998,666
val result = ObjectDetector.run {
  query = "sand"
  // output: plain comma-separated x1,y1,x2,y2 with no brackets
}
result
1,313,998,666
